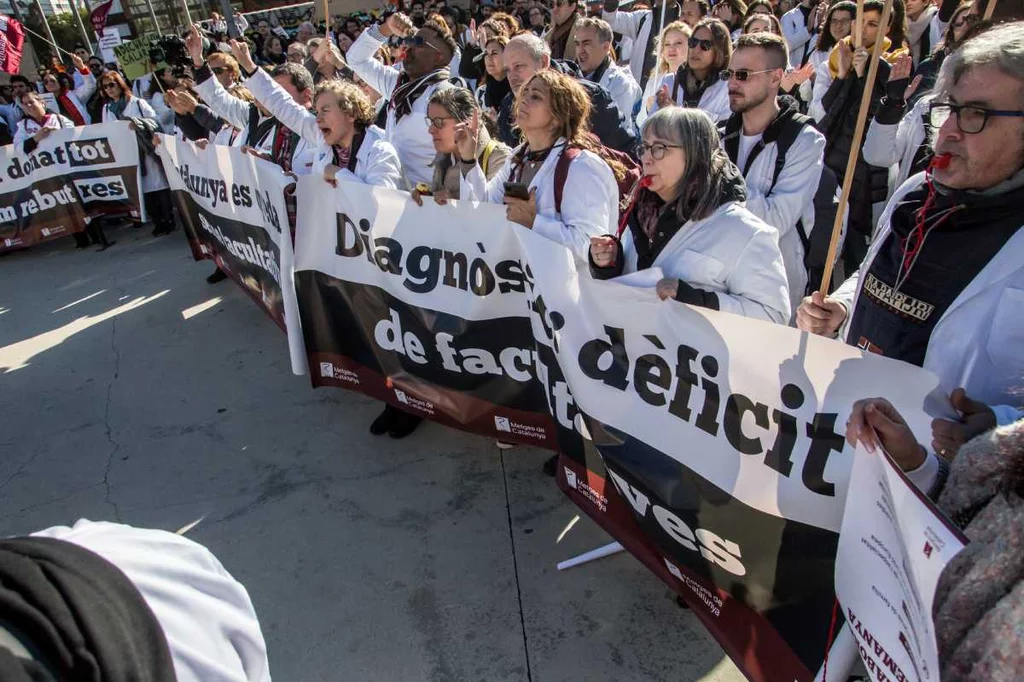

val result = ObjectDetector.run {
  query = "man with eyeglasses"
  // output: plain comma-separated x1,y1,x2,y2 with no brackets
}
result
347,11,458,188
798,22,1024,488
544,0,583,61
720,32,825,314
602,0,682,88
528,5,548,35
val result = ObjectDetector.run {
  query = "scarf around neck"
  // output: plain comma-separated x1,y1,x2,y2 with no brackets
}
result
390,68,450,121
108,95,130,120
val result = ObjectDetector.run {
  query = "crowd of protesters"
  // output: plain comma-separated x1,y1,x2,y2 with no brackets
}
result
2,0,1023,678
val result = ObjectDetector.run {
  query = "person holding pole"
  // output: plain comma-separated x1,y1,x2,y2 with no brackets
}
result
797,20,1024,488
41,53,96,125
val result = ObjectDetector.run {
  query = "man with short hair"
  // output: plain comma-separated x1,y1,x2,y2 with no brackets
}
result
574,17,641,129
798,21,1024,489
347,11,457,187
84,57,107,122
721,32,825,313
496,32,636,151
603,0,681,88
296,21,316,44
409,1,427,27
286,41,308,64
0,75,31,131
545,0,582,60
679,0,710,27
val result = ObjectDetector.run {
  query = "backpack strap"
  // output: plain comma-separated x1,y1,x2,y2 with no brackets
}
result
768,112,812,196
553,146,582,215
720,114,743,166
479,139,497,176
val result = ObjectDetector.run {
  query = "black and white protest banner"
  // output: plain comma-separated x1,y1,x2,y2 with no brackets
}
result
0,122,143,252
292,178,557,447
156,135,304,370
833,444,965,682
512,225,943,682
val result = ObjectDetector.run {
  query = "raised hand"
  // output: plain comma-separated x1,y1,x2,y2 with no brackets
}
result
70,53,86,71
836,40,853,79
852,47,870,78
453,110,480,164
229,39,256,73
655,84,673,109
187,24,205,67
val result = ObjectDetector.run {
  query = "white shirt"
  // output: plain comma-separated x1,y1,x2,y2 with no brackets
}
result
736,132,763,173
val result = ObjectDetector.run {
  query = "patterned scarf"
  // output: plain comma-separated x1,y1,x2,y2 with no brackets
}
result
389,68,450,121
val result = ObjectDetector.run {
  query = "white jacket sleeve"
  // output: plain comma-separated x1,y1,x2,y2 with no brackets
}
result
13,121,30,147
700,81,732,123
196,73,254,131
861,116,901,168
72,69,96,102
717,226,792,323
782,8,811,64
601,9,648,40
460,157,511,205
339,139,403,189
743,129,825,240
532,155,616,262
809,60,832,122
346,26,400,100
244,68,325,147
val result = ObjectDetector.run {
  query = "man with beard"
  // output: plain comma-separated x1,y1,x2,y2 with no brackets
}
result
798,22,1024,490
720,32,825,313
347,12,458,188
603,0,682,88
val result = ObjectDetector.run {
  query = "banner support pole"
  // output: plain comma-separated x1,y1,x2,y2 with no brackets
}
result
817,0,895,294
982,0,998,19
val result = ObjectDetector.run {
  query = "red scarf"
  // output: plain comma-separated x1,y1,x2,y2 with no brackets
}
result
58,92,85,126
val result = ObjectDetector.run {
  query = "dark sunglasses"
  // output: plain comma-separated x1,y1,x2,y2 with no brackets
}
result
102,82,120,90
424,115,455,129
688,37,714,51
211,66,229,74
720,68,774,82
403,35,441,52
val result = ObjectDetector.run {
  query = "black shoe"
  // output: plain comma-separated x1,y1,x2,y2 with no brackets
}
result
370,404,398,435
542,454,559,477
388,411,422,439
206,268,228,284
96,241,115,252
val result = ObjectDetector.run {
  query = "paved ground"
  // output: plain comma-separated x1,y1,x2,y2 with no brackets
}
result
0,227,745,682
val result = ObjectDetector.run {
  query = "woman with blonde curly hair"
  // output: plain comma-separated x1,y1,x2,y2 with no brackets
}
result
637,20,691,128
229,39,402,189
456,69,621,262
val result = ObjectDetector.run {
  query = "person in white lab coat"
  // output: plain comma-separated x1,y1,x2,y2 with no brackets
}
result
653,17,732,123
41,53,95,126
590,106,791,324
573,17,642,131
457,69,621,263
602,0,682,89
720,32,825,313
636,20,691,129
780,0,823,68
797,22,1024,492
346,11,459,188
13,91,73,151
802,0,855,121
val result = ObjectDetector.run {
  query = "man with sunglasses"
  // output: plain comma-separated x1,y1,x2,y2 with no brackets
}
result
603,0,682,88
347,11,459,188
720,32,825,315
545,0,583,61
798,22,1024,488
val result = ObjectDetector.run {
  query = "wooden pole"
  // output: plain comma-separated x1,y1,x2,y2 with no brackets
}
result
854,0,865,47
181,0,194,30
982,0,998,20
322,0,330,36
818,0,894,294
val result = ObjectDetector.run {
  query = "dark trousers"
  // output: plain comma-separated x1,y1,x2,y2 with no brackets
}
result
144,189,175,230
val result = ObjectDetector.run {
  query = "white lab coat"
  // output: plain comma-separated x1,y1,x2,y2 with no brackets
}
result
862,94,932,198
808,57,833,122
833,173,1024,423
103,97,168,193
602,7,659,85
195,70,274,155
727,118,826,314
33,520,270,682
149,91,176,134
618,201,792,323
595,61,642,133
347,26,454,188
798,48,829,105
13,112,73,148
460,138,618,262
242,68,401,189
657,71,732,123
781,6,816,68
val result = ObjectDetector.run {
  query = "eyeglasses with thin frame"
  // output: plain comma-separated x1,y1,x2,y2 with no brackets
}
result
688,37,714,51
639,142,682,160
929,101,1024,134
425,115,455,129
720,68,775,82
404,35,441,52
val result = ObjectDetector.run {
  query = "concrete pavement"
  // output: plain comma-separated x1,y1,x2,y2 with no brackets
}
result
0,227,745,682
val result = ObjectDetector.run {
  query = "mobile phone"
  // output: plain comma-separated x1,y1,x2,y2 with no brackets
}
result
504,182,531,200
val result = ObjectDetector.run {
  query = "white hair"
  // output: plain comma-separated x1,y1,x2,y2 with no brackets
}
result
506,33,551,64
936,20,1024,111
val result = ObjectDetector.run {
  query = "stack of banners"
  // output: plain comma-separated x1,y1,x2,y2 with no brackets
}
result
292,179,557,448
0,122,143,253
834,445,966,682
511,225,946,682
155,135,305,372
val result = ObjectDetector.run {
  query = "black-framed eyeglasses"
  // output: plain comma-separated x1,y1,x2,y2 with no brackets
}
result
425,115,454,129
404,35,441,52
688,37,714,51
830,17,852,26
639,142,682,160
929,101,1024,134
720,68,775,82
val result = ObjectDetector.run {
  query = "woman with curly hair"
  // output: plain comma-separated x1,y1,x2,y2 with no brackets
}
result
457,69,621,262
590,107,790,323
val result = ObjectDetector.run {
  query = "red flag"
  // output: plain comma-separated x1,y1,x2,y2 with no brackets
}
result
90,0,114,34
0,15,24,75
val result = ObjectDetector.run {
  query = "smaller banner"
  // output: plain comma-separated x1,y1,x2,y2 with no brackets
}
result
293,179,558,448
113,36,163,81
0,14,25,75
155,135,305,371
89,0,114,34
98,27,123,64
835,445,966,682
0,122,143,252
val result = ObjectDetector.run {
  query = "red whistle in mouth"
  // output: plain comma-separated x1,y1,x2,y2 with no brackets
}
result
930,153,952,169
639,175,653,188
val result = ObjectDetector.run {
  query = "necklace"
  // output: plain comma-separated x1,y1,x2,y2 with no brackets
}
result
523,145,554,168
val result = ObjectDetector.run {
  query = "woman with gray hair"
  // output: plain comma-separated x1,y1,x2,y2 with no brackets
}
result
590,107,791,323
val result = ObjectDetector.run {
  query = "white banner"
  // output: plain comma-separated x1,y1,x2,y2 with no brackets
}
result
835,445,965,682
